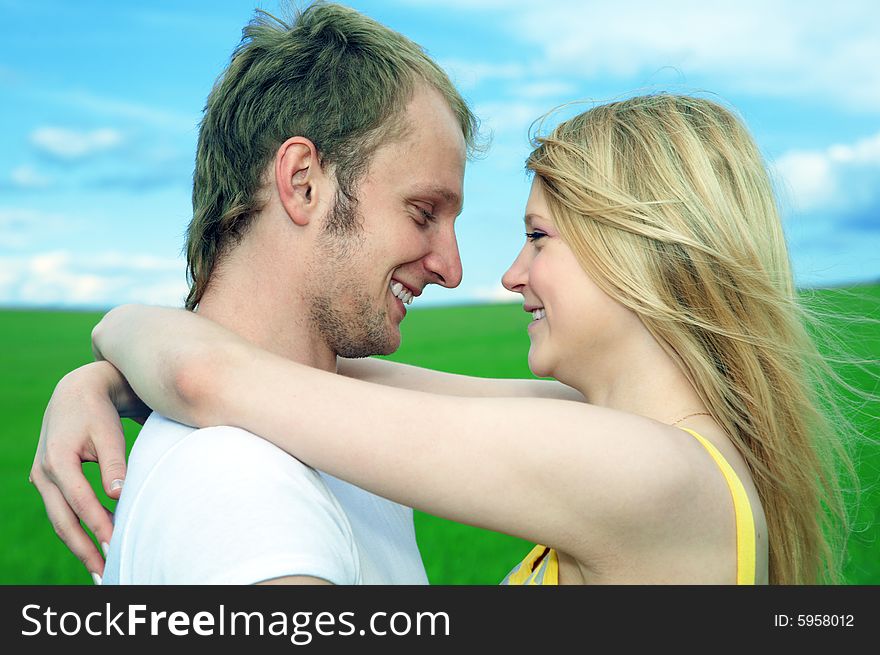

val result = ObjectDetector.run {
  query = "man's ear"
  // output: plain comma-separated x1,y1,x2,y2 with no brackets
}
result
274,136,326,227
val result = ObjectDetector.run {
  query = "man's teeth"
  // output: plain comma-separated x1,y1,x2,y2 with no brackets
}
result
390,281,414,305
532,308,546,320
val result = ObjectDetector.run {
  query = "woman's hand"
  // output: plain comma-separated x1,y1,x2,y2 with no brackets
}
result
30,361,147,578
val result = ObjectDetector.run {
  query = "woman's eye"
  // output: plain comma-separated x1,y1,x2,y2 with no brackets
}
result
525,231,546,243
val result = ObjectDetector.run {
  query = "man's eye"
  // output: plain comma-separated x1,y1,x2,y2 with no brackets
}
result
415,207,436,225
525,231,546,242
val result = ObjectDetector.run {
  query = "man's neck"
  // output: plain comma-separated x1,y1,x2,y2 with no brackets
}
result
194,271,338,373
190,203,340,372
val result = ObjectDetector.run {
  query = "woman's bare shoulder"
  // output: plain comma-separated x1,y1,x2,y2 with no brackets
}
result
556,412,753,568
570,417,768,583
553,411,720,540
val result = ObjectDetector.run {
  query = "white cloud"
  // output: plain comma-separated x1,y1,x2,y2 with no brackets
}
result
474,100,549,137
43,89,198,132
89,252,185,273
0,208,75,249
471,283,519,304
399,0,514,9
0,250,188,308
439,58,527,89
515,80,577,99
0,267,15,291
30,127,124,160
30,251,70,276
772,151,835,211
772,129,880,213
415,0,880,110
10,165,51,188
826,132,880,166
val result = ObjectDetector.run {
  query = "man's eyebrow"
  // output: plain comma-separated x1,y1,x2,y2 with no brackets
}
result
411,185,462,213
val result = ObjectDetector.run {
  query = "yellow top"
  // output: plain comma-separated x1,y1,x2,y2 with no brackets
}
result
500,428,757,585
500,544,559,585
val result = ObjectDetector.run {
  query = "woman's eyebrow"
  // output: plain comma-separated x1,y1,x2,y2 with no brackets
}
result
524,213,546,229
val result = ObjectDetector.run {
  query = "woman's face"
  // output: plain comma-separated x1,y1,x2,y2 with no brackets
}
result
502,179,640,383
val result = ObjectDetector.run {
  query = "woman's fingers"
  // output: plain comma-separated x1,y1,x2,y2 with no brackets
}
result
43,446,116,551
94,428,128,500
29,362,135,580
32,470,106,579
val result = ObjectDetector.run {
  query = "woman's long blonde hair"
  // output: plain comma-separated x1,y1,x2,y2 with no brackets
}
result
527,94,857,584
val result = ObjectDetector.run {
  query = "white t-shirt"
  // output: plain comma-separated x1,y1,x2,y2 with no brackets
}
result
103,413,428,585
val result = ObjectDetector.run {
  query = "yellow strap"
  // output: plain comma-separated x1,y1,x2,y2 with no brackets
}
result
504,544,549,585
543,548,559,585
680,428,756,585
525,547,557,585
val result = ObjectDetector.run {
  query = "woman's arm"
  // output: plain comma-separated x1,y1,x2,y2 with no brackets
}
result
93,305,695,559
338,357,587,402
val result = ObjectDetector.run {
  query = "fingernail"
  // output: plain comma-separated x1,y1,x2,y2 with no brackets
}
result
91,572,103,586
101,542,110,557
110,479,124,492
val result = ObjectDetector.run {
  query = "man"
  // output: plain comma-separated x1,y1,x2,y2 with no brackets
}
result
31,2,476,585
32,3,586,586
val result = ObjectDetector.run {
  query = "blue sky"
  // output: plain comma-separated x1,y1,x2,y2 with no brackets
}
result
2,0,879,309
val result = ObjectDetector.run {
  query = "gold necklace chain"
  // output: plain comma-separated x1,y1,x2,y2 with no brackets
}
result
670,411,712,426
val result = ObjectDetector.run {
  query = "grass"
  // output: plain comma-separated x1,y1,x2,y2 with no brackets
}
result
1,286,877,584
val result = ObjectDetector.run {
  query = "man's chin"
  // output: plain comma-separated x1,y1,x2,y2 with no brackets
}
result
375,327,401,356
333,326,400,359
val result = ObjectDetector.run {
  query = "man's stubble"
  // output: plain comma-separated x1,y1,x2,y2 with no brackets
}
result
307,191,397,359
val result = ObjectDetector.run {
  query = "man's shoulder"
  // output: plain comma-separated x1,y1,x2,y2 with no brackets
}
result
107,414,362,585
133,412,317,481
119,412,339,531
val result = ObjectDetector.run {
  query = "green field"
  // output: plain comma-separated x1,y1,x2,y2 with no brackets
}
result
1,287,878,584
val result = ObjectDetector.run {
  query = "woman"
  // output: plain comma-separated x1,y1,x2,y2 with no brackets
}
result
41,94,854,584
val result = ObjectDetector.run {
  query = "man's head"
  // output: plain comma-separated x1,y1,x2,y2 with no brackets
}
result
297,83,468,356
185,2,479,313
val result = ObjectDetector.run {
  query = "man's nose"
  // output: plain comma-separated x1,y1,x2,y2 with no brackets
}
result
424,226,463,288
